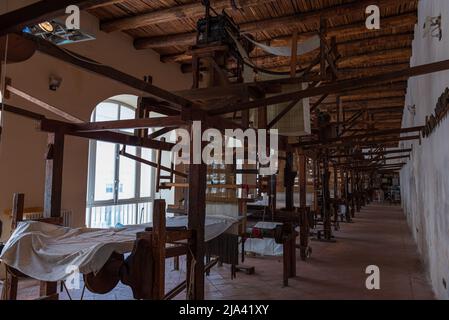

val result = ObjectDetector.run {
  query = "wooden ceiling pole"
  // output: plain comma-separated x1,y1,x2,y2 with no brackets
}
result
134,0,415,49
22,33,194,112
329,148,412,159
101,0,277,33
295,127,422,147
210,59,449,115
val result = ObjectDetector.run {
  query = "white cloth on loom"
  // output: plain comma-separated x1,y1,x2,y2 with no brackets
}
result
244,34,321,57
0,215,238,282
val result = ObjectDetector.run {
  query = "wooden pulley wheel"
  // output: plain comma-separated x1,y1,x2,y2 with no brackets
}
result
0,34,36,64
83,252,124,294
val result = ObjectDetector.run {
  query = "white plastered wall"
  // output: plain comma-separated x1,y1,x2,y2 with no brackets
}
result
0,3,191,243
400,0,449,300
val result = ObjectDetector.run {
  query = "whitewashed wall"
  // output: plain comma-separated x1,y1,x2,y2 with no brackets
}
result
0,5,191,241
401,0,449,299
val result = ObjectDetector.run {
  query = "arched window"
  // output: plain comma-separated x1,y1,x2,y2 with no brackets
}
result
86,97,155,228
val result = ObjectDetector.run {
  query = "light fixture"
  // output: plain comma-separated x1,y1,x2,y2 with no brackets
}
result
423,15,442,41
38,21,54,33
49,75,63,91
23,19,95,46
407,104,416,116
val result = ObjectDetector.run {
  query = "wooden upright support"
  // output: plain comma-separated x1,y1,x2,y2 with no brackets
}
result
350,170,356,218
284,151,296,211
43,132,64,218
186,126,207,300
344,171,352,222
152,199,166,299
297,150,310,260
42,132,64,298
322,153,332,240
1,193,24,300
333,164,339,227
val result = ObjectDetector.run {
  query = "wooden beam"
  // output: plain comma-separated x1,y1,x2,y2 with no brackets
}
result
120,149,188,179
44,132,64,218
134,0,415,49
40,118,175,151
74,116,185,132
165,21,415,65
209,59,449,115
101,0,276,32
87,0,126,9
6,84,84,123
148,127,178,140
300,127,423,147
23,33,194,111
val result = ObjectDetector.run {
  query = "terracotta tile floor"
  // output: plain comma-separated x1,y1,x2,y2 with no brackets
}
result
2,204,435,300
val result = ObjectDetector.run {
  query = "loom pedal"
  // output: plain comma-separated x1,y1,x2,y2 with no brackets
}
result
235,265,255,275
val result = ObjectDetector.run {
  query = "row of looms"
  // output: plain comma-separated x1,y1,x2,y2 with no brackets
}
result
0,0,440,300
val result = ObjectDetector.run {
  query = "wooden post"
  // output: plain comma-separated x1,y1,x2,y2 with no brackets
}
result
283,236,290,287
344,171,351,222
297,150,309,260
1,193,24,300
322,153,332,240
356,171,362,212
43,132,64,218
186,125,207,300
11,193,24,230
313,158,319,214
152,199,166,299
333,164,339,225
284,151,295,211
350,170,356,218
42,132,64,299
320,18,328,79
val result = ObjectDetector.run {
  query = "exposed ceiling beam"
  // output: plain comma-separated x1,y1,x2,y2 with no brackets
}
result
181,47,412,74
23,33,194,111
163,31,414,64
209,59,449,115
87,0,127,10
295,127,422,147
101,0,276,33
134,2,416,49
329,148,412,159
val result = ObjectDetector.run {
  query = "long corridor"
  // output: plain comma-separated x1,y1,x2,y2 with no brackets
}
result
193,204,435,300
4,205,435,300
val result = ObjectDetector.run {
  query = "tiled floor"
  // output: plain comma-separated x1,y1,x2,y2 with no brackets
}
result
1,204,435,300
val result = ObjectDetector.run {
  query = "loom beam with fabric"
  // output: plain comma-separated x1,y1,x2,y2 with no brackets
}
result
0,195,240,300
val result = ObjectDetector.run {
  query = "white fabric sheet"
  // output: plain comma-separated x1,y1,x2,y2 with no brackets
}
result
244,34,320,57
0,215,238,282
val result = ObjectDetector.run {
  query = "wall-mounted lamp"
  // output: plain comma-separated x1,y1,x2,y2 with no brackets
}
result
49,75,63,91
423,15,442,41
407,104,416,116
37,21,55,33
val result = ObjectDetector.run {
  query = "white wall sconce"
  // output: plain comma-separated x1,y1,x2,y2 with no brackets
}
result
423,15,442,41
407,104,416,116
